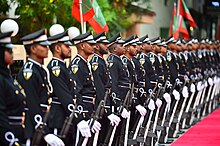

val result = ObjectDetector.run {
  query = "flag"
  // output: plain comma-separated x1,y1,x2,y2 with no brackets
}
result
178,15,190,40
72,0,95,22
169,3,179,39
88,0,109,33
178,0,197,27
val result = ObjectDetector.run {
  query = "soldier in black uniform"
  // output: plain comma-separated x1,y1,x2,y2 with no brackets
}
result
17,29,64,146
122,35,147,144
106,33,130,145
0,30,25,146
69,31,101,146
47,30,76,145
122,35,147,115
90,32,121,145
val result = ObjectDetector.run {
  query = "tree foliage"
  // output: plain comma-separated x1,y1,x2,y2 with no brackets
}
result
1,0,151,36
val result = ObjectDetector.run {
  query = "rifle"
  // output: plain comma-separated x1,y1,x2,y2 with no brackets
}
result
136,85,157,144
144,81,169,146
159,79,178,144
172,79,188,138
59,104,76,138
76,100,105,146
31,98,52,146
118,83,134,146
103,83,133,146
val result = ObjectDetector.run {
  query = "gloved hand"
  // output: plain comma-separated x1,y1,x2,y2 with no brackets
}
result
121,108,129,119
156,98,163,108
77,120,91,137
208,77,213,86
148,99,155,111
108,114,121,126
44,134,64,146
197,81,202,91
91,120,101,133
135,105,147,116
182,86,189,98
190,83,196,93
204,81,208,88
163,93,171,103
172,89,180,100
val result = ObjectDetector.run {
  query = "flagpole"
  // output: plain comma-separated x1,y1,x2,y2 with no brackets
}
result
84,22,86,33
79,0,84,33
177,0,180,38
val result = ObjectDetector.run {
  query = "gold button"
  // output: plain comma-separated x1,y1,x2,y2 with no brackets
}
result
15,90,19,94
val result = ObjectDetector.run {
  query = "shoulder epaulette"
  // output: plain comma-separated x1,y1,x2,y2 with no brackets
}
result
71,57,81,65
91,55,99,63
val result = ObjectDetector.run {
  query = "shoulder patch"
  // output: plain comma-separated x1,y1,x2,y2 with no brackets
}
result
149,54,155,64
158,56,162,64
23,62,33,80
139,58,145,65
23,68,33,80
52,66,61,77
92,62,99,71
166,52,172,62
71,65,79,74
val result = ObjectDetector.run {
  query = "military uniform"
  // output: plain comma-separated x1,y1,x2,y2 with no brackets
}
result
90,53,111,110
107,54,131,108
47,58,75,129
0,31,25,146
17,58,52,140
17,29,53,145
69,54,96,120
47,30,75,134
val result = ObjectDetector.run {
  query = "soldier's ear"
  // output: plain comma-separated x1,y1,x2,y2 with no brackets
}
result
80,43,85,50
30,44,37,55
54,45,61,53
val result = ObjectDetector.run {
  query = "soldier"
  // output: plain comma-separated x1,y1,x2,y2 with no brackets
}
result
90,32,121,145
47,29,76,145
106,33,130,145
122,35,147,145
0,25,25,146
122,35,147,114
17,29,64,146
69,31,101,146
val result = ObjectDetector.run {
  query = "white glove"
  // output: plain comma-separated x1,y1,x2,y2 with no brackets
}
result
77,120,91,137
148,99,155,110
135,105,147,116
204,81,208,88
214,76,218,84
190,83,196,93
182,86,189,98
156,98,163,108
172,89,180,100
44,134,64,146
108,114,121,126
121,108,129,119
208,77,213,86
163,93,171,103
91,120,101,133
197,81,202,91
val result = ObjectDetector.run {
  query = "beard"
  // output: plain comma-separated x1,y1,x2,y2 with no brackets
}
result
99,46,108,54
60,50,70,60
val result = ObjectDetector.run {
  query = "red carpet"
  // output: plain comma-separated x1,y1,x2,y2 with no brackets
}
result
171,108,220,146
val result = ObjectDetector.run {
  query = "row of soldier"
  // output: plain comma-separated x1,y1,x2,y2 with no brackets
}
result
0,19,220,146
